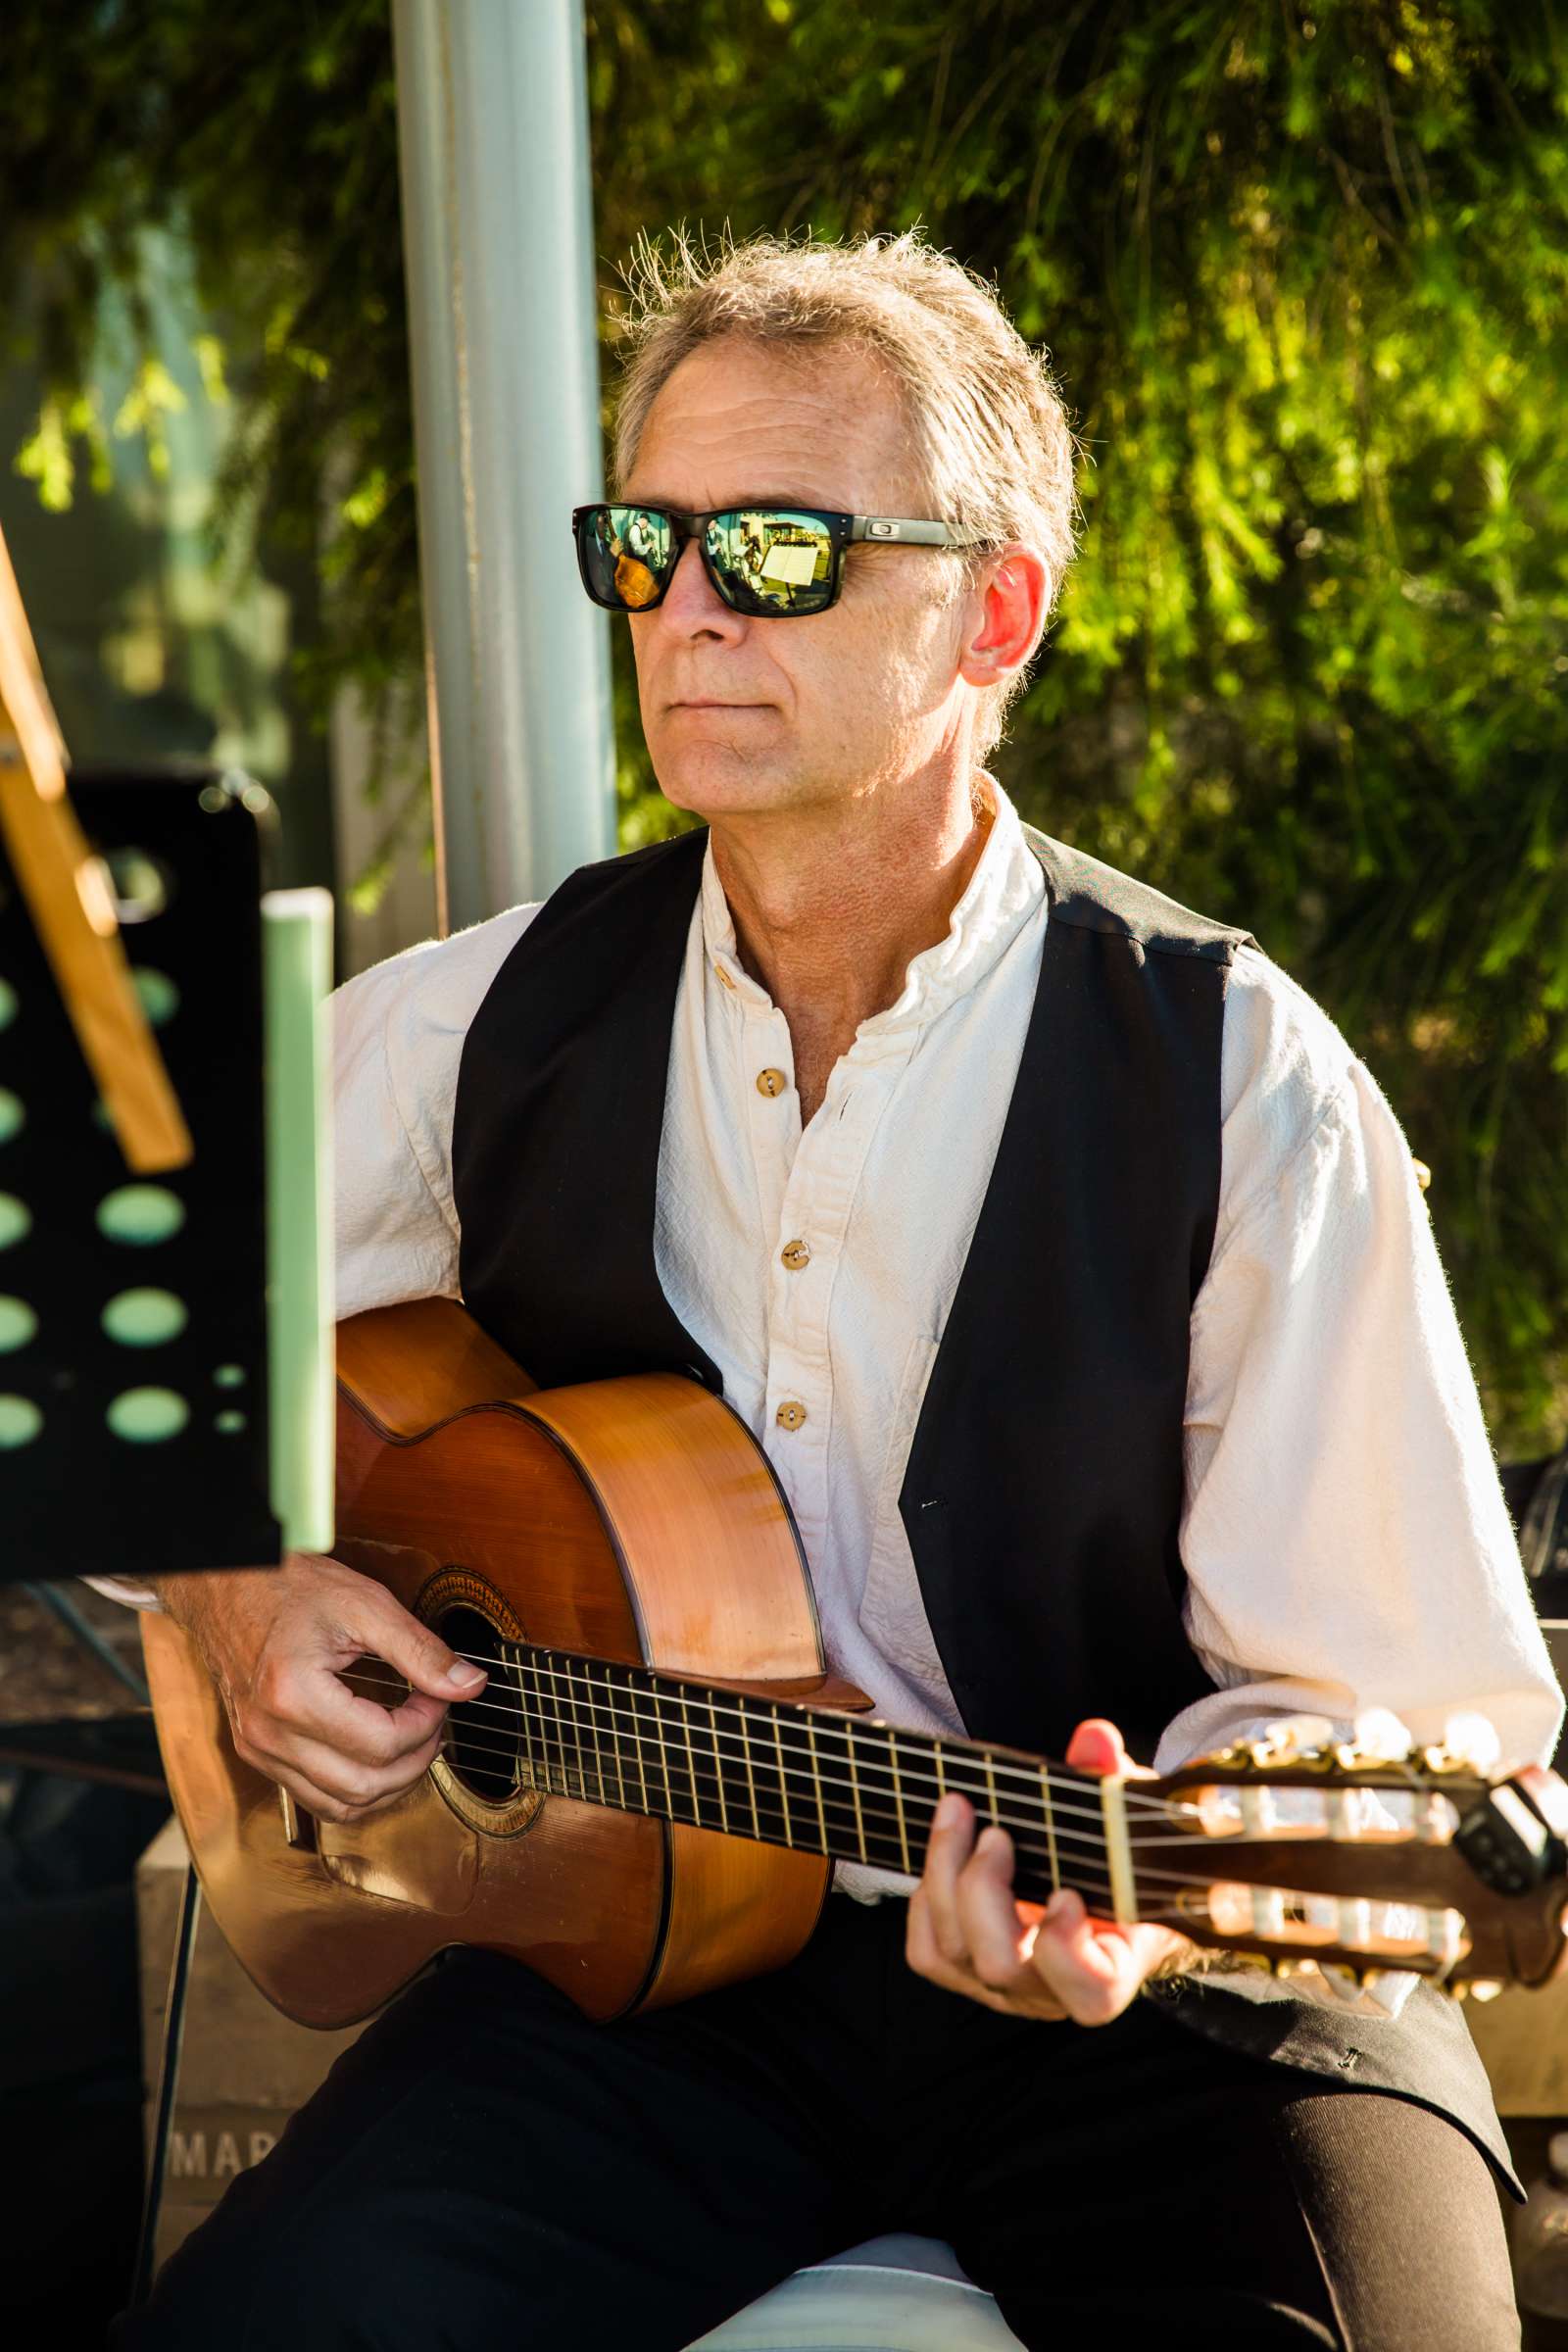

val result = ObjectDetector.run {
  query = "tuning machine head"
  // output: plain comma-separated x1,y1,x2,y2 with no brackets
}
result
1266,1714,1336,1760
1419,1713,1504,1777
1243,1715,1338,1769
1332,1709,1416,1769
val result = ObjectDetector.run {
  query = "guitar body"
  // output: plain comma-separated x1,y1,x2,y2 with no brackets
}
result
142,1299,833,2028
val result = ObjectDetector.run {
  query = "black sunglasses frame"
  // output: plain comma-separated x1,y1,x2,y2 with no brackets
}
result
570,503,981,619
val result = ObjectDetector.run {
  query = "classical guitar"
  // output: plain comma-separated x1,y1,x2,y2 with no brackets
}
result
142,1298,1568,2030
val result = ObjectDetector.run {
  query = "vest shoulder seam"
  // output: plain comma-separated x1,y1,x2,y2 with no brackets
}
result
1022,824,1253,962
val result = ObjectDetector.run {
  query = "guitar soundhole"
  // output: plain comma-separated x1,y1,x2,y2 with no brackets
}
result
437,1602,520,1802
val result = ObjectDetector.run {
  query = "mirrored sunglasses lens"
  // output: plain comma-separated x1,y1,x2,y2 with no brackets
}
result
709,512,835,612
581,507,673,609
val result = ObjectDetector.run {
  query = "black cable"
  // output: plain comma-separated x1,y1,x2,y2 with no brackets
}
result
128,1859,201,2306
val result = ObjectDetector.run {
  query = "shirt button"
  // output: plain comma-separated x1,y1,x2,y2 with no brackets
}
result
775,1400,808,1432
756,1067,787,1099
780,1238,811,1272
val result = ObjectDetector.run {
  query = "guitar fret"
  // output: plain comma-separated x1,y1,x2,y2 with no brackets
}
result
554,1658,571,1795
550,1656,570,1797
844,1721,869,1864
805,1715,829,1853
589,1659,610,1801
523,1656,540,1794
816,1715,868,1862
938,1746,993,1837
1039,1763,1060,1893
652,1679,675,1819
708,1700,730,1833
739,1701,761,1838
608,1663,628,1813
982,1748,1000,1831
772,1706,793,1847
680,1699,704,1830
632,1674,651,1813
568,1660,588,1796
575,1657,602,1800
531,1648,558,1793
514,1646,540,1788
889,1737,911,1873
563,1658,580,1797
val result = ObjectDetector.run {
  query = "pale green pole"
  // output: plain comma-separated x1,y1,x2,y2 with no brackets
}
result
263,887,335,1554
391,0,616,932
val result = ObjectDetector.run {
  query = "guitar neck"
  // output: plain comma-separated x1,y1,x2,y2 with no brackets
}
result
469,1643,1119,1912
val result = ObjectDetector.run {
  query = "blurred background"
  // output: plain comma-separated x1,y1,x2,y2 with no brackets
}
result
1,1,1566,2330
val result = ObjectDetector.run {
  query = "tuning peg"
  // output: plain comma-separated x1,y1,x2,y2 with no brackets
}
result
1446,1973,1508,2005
1428,1713,1502,1774
1259,1714,1336,1762
1346,1709,1415,1764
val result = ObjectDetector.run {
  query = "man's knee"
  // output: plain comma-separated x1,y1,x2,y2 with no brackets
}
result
1275,2091,1519,2351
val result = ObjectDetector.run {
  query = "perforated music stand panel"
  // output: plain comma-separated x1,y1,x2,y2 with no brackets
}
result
0,766,280,1581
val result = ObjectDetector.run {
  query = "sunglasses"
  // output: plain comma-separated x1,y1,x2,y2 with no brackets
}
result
571,503,980,619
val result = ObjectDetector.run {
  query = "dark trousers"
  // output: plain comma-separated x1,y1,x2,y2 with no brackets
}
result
117,1894,1518,2352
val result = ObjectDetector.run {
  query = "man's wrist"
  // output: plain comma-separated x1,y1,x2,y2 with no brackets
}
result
144,1568,219,1630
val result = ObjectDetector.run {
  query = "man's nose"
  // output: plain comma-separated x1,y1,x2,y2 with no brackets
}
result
657,538,746,639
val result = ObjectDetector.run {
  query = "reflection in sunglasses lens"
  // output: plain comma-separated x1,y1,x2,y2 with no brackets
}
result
710,514,834,613
614,555,662,609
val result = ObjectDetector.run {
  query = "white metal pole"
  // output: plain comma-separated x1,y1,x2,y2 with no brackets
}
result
391,0,615,932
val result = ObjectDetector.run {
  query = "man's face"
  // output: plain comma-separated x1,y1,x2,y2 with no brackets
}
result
620,337,980,820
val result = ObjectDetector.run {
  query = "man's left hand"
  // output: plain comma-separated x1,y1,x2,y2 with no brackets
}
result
906,1716,1195,2024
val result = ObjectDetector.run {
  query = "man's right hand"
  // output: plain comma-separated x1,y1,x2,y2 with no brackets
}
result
150,1552,487,1825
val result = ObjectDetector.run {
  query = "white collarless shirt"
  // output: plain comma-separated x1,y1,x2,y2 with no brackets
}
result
94,783,1563,1934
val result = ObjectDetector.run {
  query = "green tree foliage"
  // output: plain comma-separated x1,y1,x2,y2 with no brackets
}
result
2,1,1564,1443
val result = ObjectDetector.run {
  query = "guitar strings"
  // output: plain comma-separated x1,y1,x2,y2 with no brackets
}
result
438,1646,1195,1817
483,1656,1439,1833
352,1659,1179,1838
434,1703,1230,1857
424,1707,1276,1902
388,1648,1195,1825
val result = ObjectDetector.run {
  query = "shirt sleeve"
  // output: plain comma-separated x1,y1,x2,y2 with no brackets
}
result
332,939,462,1317
1162,1053,1562,1775
1156,974,1561,2018
84,905,540,1610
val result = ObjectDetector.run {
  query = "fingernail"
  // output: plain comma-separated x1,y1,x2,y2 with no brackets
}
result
934,1794,962,1830
448,1661,485,1688
1044,1888,1080,1924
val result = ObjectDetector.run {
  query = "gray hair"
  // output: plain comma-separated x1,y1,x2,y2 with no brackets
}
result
611,230,1080,755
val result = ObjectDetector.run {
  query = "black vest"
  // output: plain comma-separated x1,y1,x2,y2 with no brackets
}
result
449,822,1514,2188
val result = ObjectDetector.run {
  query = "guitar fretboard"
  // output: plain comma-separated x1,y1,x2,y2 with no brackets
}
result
442,1642,1122,1913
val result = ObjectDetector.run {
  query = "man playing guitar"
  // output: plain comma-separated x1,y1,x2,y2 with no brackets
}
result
111,233,1560,2349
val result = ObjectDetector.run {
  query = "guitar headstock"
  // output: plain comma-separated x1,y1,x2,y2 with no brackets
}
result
1143,1716,1568,1999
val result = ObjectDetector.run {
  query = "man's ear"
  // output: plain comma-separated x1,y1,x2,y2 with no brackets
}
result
958,547,1052,687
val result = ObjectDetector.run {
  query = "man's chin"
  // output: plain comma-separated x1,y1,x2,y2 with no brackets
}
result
651,747,801,821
